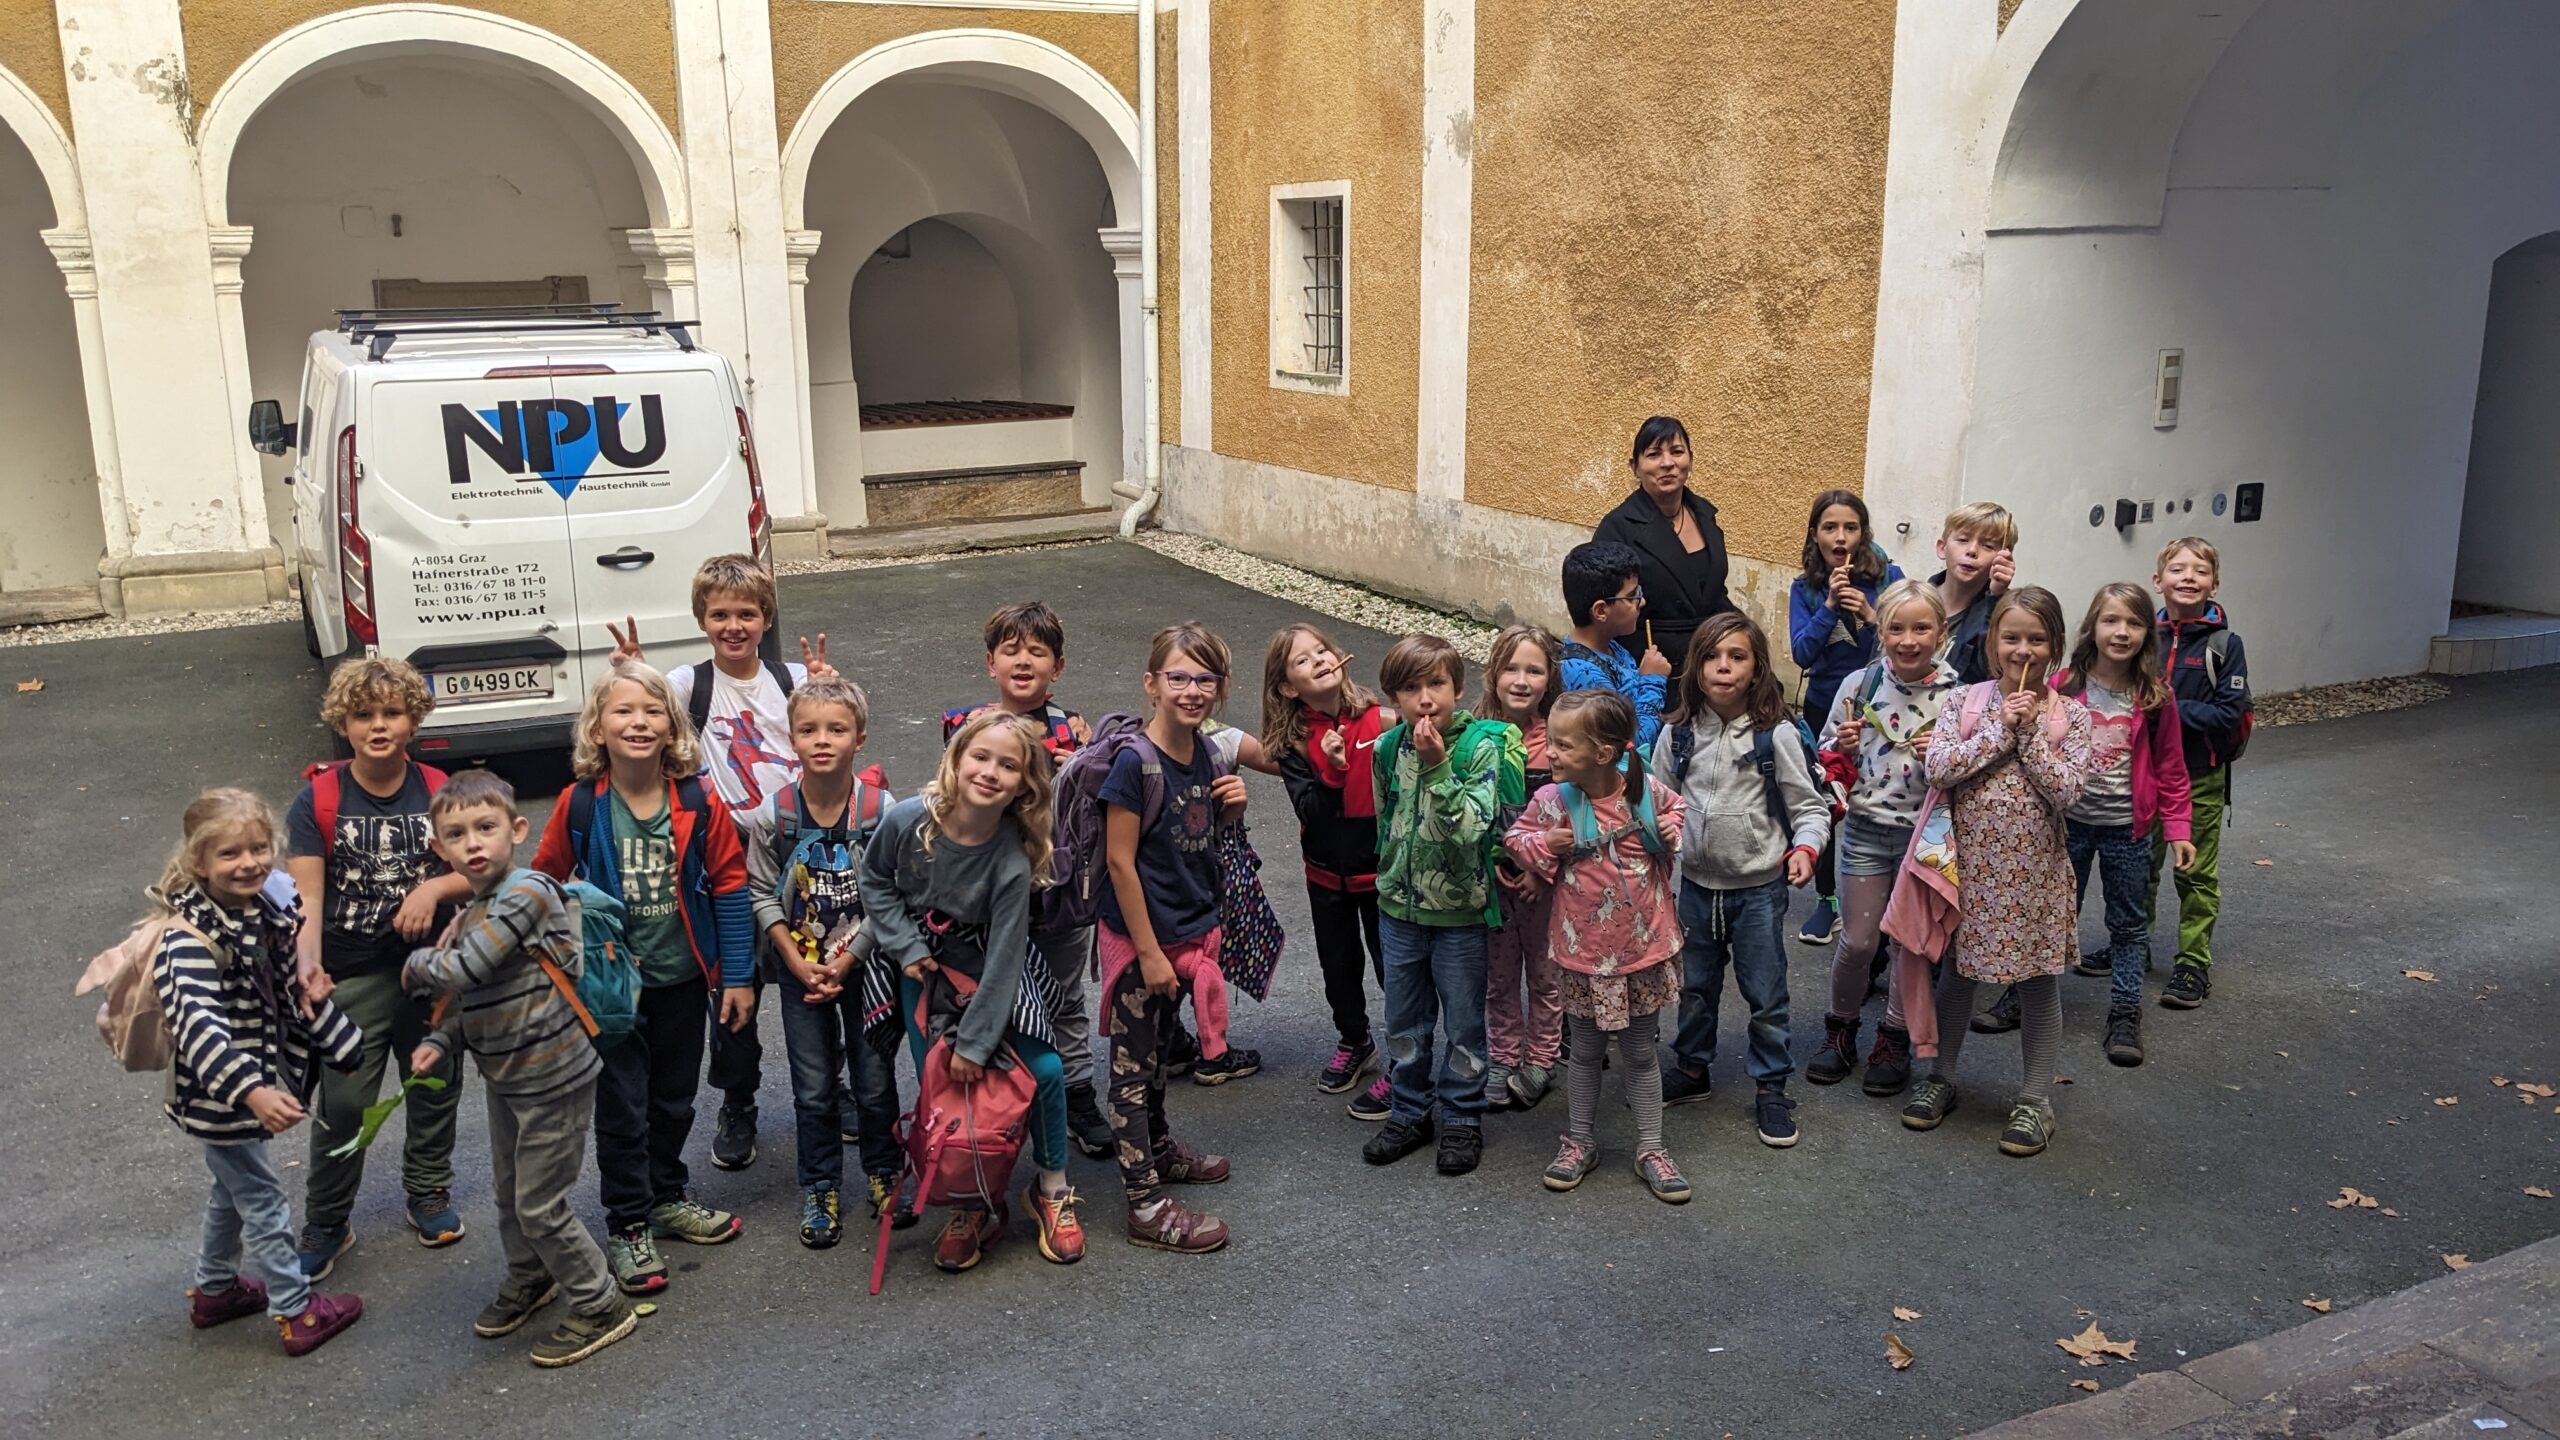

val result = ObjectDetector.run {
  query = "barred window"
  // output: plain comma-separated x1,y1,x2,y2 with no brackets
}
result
1270,183,1350,391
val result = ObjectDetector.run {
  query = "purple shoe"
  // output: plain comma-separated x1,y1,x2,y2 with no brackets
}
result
277,1292,363,1357
189,1278,267,1329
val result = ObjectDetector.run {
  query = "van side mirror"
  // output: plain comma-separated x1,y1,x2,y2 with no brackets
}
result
248,399,295,456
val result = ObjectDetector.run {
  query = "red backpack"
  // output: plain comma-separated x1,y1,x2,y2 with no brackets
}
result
305,759,449,854
867,970,1038,1295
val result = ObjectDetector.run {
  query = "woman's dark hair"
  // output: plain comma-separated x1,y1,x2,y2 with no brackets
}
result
1562,541,1642,628
1798,489,1890,590
1630,415,1692,467
1666,613,1788,731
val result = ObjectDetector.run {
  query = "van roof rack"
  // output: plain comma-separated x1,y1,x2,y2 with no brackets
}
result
335,304,698,361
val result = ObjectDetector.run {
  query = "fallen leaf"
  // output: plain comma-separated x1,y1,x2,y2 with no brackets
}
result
1886,1333,1916,1371
2301,1297,2333,1313
2402,969,2438,982
2493,1076,2512,1087
2277,1051,2290,1057
2525,1187,2553,1199
2057,1323,2138,1366
2444,1253,2471,1271
2434,1095,2460,1107
1892,1306,1923,1322
2383,1208,2403,1218
2072,1379,2101,1392
2328,1186,2383,1210
2519,1083,2556,1098
13,678,39,693
2253,858,2275,867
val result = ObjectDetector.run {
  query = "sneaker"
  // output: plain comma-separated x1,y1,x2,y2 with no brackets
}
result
1998,1098,2057,1157
1543,1135,1598,1191
1508,1063,1554,1110
1483,1062,1516,1111
1435,1125,1483,1176
296,1221,352,1282
1066,1081,1116,1158
1317,1039,1375,1094
1901,1076,1959,1131
1164,1024,1201,1079
1125,1197,1229,1254
1155,1140,1232,1185
2103,1005,2145,1067
800,1186,842,1249
1862,1024,1913,1097
277,1292,363,1356
932,1209,1001,1273
1805,1014,1860,1086
1754,1086,1799,1149
1363,1117,1434,1166
650,1198,743,1246
867,1172,920,1231
1662,1066,1714,1107
1345,1072,1394,1122
711,1103,758,1171
2161,963,2210,1010
529,1300,638,1368
2074,949,2113,978
1634,1149,1693,1205
472,1274,559,1337
1025,1183,1086,1265
405,1188,466,1247
188,1277,268,1329
606,1224,668,1295
1191,1047,1261,1086
1971,986,2022,1034
1797,895,1841,945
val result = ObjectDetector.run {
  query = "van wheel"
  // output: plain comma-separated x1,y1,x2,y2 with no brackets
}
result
299,585,324,658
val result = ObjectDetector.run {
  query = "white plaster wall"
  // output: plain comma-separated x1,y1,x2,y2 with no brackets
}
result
229,61,651,556
850,218,1024,403
0,129,102,591
1965,0,2560,692
2456,243,2560,614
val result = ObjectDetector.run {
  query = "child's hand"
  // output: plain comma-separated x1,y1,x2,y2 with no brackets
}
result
245,1085,306,1134
1210,773,1249,818
947,1053,984,1085
1656,811,1681,846
607,616,644,663
1319,728,1348,770
410,1042,445,1076
903,957,938,981
1411,722,1447,766
1828,565,1858,612
718,986,756,1031
1832,715,1865,753
1988,550,2015,596
2171,840,2198,872
294,955,334,1017
798,634,838,681
1785,848,1816,887
1139,948,1180,998
1638,644,1673,679
2001,687,2039,730
391,886,442,941
785,951,833,998
1498,868,1536,896
1544,825,1576,856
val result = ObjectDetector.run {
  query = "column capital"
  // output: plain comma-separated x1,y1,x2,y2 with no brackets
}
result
1098,224,1143,280
207,225,255,296
615,226,695,263
785,228,822,286
42,227,96,297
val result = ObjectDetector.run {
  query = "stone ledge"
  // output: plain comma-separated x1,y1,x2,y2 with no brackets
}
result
97,546,288,618
822,509,1118,561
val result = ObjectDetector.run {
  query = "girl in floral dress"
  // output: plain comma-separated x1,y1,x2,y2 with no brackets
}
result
1502,690,1691,1203
1901,587,2092,1157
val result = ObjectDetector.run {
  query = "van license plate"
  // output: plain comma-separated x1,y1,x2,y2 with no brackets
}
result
432,665,553,703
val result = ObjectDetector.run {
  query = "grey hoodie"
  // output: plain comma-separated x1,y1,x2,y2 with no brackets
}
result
1651,711,1832,890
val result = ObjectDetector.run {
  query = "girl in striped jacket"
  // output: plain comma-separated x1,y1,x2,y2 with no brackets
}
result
149,788,366,1356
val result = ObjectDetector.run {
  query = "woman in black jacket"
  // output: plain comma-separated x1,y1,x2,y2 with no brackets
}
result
1591,416,1735,676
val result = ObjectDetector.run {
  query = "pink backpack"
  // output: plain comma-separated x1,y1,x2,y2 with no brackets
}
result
868,970,1038,1295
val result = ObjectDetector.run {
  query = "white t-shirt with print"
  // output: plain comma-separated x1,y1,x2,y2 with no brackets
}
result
669,660,809,812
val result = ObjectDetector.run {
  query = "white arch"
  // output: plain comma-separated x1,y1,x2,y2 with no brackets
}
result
0,63,82,229
781,28,1141,230
197,3,687,229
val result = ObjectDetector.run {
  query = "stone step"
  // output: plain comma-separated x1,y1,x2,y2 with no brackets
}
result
861,460,1087,529
2430,610,2560,675
0,586,108,629
823,508,1120,561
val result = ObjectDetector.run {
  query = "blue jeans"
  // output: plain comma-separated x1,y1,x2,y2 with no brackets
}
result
898,975,1069,1173
1379,914,1490,1128
1672,877,1795,1086
778,970,902,1191
2069,820,2153,1008
198,1139,310,1318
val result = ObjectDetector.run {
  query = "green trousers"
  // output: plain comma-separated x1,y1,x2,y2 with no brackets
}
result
2149,764,2227,970
304,968,464,1228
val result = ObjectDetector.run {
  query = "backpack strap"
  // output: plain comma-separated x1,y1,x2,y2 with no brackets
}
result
1669,721,1696,787
2203,630,2231,688
1561,782,1600,848
564,779,601,878
774,659,796,700
418,763,449,794
1751,727,1786,828
1959,681,1996,737
306,761,343,858
687,660,716,735
673,774,710,818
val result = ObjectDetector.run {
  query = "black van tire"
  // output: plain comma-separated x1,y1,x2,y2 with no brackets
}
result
299,582,324,658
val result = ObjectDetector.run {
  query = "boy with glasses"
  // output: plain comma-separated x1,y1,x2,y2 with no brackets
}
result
1559,541,1671,753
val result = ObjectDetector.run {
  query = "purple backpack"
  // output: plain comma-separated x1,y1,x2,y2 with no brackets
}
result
1047,714,1168,928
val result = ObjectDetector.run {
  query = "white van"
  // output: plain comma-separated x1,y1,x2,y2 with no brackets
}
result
250,307,774,757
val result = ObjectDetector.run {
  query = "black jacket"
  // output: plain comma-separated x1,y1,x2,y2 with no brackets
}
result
2161,604,2252,773
1592,488,1733,669
1929,569,2000,686
1279,746,1378,888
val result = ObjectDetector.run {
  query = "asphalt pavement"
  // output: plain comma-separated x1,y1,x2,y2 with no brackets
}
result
3,541,2554,1438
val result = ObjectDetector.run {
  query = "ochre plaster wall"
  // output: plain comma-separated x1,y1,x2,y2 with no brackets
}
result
770,2,1138,142
1465,0,1892,566
1209,0,1421,493
0,0,69,135
181,0,680,134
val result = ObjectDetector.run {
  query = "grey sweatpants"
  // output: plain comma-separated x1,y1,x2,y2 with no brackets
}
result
488,1077,615,1317
1036,920,1096,1088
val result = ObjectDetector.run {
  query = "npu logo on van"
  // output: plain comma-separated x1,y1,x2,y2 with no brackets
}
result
441,396,667,499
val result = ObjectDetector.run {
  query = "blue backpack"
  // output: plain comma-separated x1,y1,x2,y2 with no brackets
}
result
1557,771,1669,857
1665,714,1823,827
525,872,637,1047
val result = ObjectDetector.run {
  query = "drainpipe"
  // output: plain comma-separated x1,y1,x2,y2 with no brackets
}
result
1120,0,1166,536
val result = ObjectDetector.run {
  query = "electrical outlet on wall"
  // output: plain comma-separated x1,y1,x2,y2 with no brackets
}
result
2140,500,2155,523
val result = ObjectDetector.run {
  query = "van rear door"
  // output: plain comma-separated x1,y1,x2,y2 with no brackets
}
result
360,368,580,726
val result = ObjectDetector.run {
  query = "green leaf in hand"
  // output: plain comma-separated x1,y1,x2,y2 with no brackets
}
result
323,1075,449,1159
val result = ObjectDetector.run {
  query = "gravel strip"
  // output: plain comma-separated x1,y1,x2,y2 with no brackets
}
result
0,599,299,651
2255,674,2449,728
1133,531,1498,661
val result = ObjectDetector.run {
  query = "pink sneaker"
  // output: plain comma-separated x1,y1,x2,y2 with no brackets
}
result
1345,1071,1393,1122
276,1292,363,1356
188,1278,267,1329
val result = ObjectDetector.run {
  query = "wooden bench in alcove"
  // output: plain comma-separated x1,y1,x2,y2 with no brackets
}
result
858,401,1097,528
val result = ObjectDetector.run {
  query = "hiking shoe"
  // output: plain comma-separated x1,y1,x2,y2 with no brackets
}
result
1508,1063,1555,1110
277,1292,362,1357
1435,1125,1484,1176
1862,1024,1913,1097
1998,1099,2057,1157
650,1198,743,1246
1025,1183,1086,1265
800,1186,842,1249
1066,1081,1116,1158
2074,949,2113,978
932,1209,1001,1273
1317,1039,1375,1094
1797,896,1841,944
296,1221,352,1282
2104,1006,2146,1067
1483,1062,1516,1111
529,1300,637,1368
1156,1140,1232,1185
1192,1047,1261,1086
1971,986,2022,1033
1543,1135,1598,1191
711,1103,758,1171
473,1275,559,1337
1901,1077,1958,1131
1345,1072,1394,1122
1363,1117,1434,1166
1635,1150,1693,1205
867,1172,919,1231
1662,1066,1714,1107
1126,1197,1229,1254
1165,1024,1201,1079
1806,1013,1860,1086
2161,963,2210,1010
1754,1086,1800,1148
189,1277,267,1329
405,1188,466,1247
607,1224,668,1295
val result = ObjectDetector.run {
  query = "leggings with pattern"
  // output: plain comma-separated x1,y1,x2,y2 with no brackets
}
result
1564,1010,1667,1153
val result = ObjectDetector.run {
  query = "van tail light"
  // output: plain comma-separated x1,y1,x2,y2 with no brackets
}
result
737,406,771,561
336,424,377,647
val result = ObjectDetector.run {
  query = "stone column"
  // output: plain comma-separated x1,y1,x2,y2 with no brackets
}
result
207,225,272,551
41,228,129,577
784,229,825,521
1100,225,1147,508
